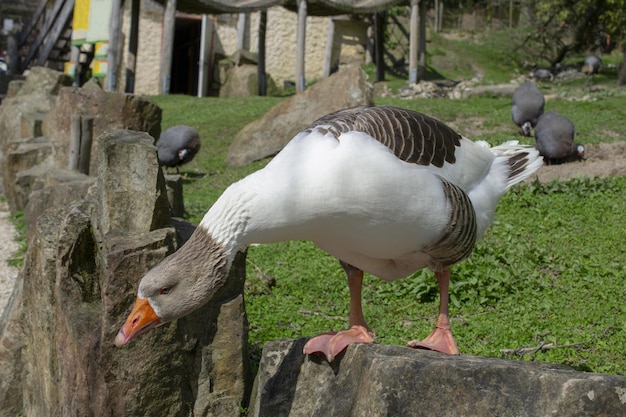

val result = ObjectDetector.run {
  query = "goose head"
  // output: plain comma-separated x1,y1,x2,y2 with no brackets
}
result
115,228,229,346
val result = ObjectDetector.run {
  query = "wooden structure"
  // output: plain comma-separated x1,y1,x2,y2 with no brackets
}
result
8,0,75,75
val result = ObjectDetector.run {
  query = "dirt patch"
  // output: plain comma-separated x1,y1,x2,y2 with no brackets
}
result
528,141,626,183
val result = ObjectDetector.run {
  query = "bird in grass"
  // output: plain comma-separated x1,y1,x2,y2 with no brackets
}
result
582,55,602,85
534,111,584,165
156,125,201,173
512,81,545,137
115,105,542,362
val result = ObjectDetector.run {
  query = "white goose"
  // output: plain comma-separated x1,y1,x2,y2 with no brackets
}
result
115,105,543,361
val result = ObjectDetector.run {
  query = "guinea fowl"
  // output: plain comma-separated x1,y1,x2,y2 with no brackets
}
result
582,55,602,85
157,125,201,172
512,81,545,136
115,105,543,362
534,111,584,164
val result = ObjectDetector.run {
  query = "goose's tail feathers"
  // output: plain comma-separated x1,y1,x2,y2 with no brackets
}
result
489,140,543,189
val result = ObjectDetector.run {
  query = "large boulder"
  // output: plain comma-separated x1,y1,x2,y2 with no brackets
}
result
0,130,252,417
220,64,278,98
250,339,626,417
227,65,373,166
0,67,71,148
43,87,162,175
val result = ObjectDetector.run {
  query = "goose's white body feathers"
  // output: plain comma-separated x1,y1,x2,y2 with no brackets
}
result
201,106,542,281
115,105,543,354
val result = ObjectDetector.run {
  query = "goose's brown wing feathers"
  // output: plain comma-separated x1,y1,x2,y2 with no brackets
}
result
305,105,461,168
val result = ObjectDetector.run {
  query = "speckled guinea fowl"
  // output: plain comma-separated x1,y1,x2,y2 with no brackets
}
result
115,105,543,361
534,111,584,165
156,125,201,171
512,81,545,136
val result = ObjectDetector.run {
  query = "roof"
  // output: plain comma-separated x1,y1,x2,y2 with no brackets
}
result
168,0,408,16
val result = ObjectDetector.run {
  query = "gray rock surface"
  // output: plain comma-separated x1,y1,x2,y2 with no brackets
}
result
0,131,251,417
250,339,626,417
227,64,373,166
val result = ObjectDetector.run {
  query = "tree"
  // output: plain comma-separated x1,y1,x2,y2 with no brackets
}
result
514,0,626,85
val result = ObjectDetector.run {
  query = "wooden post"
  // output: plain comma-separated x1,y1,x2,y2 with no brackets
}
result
322,18,335,77
374,12,385,82
409,0,418,83
258,10,267,96
418,0,427,81
125,0,140,93
198,14,209,97
295,0,307,93
160,0,177,94
236,13,249,50
434,0,439,34
69,115,81,170
78,117,94,175
107,0,123,92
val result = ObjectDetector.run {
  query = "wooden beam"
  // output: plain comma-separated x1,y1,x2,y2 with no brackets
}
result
107,0,123,91
418,0,427,81
258,10,267,95
322,18,335,77
125,0,140,93
408,0,418,83
160,0,177,94
295,0,307,93
374,12,385,82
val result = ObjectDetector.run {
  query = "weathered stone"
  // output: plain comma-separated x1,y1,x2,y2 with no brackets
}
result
251,339,626,417
227,64,373,166
20,112,45,138
0,263,24,417
96,130,170,236
43,87,162,174
14,165,90,214
24,176,96,240
220,64,278,98
163,174,185,218
1,138,54,213
14,66,72,97
4,193,251,417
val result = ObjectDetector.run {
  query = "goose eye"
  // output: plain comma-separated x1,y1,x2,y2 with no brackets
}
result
160,287,171,295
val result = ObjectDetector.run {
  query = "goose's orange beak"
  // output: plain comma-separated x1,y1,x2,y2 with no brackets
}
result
114,297,161,347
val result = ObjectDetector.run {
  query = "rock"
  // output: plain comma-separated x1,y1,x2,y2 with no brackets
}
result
24,176,96,240
250,339,626,417
1,137,54,213
0,130,252,417
96,130,170,236
227,65,373,166
163,174,185,218
220,64,278,98
43,87,162,174
12,66,72,97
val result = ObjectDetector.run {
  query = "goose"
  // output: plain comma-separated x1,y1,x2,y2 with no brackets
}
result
115,105,543,362
534,111,584,165
512,81,545,136
156,125,201,172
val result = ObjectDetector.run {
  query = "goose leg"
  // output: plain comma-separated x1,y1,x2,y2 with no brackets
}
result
407,268,459,355
303,262,375,362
